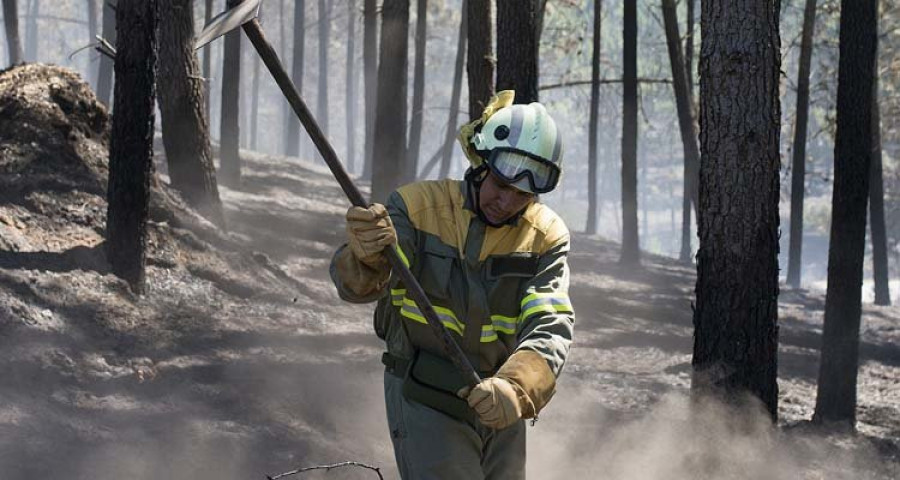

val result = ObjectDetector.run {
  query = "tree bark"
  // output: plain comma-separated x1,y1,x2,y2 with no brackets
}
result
466,0,492,121
661,0,699,264
316,0,330,141
106,0,158,293
692,0,781,421
157,0,224,228
371,0,409,202
438,0,466,179
786,0,817,288
406,0,427,183
3,0,24,65
218,10,242,187
362,0,377,180
285,0,305,157
870,72,890,306
97,0,117,106
620,0,639,264
496,0,538,103
586,0,601,235
685,0,694,93
346,0,358,173
814,0,878,426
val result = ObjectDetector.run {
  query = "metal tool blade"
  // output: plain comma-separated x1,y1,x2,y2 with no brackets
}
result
194,0,261,50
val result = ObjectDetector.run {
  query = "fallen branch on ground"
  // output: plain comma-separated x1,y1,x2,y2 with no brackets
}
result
267,461,384,479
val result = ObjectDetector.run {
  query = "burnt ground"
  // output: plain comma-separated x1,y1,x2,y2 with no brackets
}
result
0,64,898,480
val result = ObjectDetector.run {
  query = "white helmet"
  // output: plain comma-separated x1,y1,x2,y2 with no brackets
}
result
471,102,564,194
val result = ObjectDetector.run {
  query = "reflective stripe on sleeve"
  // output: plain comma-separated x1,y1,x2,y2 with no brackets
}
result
519,292,574,320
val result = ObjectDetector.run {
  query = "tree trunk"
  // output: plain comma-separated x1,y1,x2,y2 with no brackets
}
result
316,0,330,142
24,0,36,61
466,0,492,121
203,0,213,121
371,0,409,202
362,0,377,180
438,0,466,179
97,0,116,106
406,0,427,183
157,0,224,228
496,0,538,103
586,0,601,235
346,0,358,173
218,13,242,187
106,0,158,293
3,0,24,65
870,73,890,306
692,0,781,421
620,0,640,264
786,0,817,288
87,0,98,83
685,0,694,93
285,0,305,157
813,0,878,426
661,0,699,264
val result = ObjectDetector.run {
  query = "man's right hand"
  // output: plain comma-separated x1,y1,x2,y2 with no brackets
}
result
346,204,396,267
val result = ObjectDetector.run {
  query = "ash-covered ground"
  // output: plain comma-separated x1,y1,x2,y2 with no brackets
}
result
0,64,898,480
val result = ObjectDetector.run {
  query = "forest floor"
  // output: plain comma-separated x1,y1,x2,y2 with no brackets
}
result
1,64,899,480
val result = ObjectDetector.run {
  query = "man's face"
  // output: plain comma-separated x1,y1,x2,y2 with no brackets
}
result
478,171,535,225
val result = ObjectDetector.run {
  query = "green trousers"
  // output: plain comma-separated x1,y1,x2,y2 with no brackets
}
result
384,371,526,479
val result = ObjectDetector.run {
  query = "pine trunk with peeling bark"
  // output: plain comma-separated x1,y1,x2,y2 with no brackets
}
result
496,0,538,104
692,0,781,421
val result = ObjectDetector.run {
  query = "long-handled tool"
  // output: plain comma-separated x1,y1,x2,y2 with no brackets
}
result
196,0,481,389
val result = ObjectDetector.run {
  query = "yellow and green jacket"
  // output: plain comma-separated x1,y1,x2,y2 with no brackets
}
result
330,179,574,379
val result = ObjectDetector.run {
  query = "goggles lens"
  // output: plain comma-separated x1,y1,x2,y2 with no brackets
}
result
489,149,559,193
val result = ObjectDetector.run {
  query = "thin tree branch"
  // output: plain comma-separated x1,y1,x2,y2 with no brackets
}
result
540,77,672,91
267,461,385,480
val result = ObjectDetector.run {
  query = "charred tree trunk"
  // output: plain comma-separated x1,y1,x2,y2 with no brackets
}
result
346,0,358,173
371,0,409,202
362,0,378,180
218,7,242,187
316,0,330,143
406,0,427,183
496,0,538,103
620,0,639,264
157,0,224,228
786,0,817,288
466,0,492,121
692,0,781,421
97,0,116,106
814,0,878,426
438,0,466,179
3,0,24,65
106,0,158,293
870,73,890,306
586,0,601,235
662,0,699,264
285,0,305,157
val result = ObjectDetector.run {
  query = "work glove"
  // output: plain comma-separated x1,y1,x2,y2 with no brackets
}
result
458,349,557,430
346,203,396,267
459,377,524,430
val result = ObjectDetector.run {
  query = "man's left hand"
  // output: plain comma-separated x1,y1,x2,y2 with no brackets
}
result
458,377,523,430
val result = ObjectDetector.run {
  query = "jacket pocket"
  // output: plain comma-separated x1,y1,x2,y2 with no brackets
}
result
416,235,458,304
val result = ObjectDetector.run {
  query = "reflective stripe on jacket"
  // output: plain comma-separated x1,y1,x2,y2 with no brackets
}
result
330,179,574,376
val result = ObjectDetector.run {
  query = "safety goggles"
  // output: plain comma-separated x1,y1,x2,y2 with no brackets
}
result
487,149,560,194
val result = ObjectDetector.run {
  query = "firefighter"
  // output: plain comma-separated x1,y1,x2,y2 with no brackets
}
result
330,91,574,479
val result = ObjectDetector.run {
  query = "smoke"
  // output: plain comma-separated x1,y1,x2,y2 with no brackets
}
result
528,387,892,480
